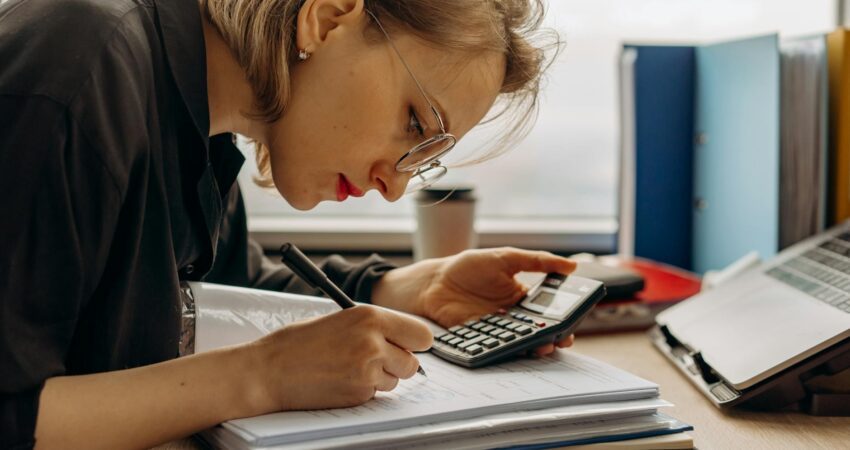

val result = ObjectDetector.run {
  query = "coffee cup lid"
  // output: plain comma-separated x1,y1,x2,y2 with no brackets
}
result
415,185,475,202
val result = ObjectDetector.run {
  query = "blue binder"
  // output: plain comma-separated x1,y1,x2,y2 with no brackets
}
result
629,45,696,270
692,35,781,273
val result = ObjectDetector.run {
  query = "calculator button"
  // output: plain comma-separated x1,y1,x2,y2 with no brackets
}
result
515,313,528,320
438,334,455,343
448,337,464,346
480,325,495,333
482,338,500,348
465,344,484,355
536,321,547,327
455,328,473,337
498,331,516,341
471,322,487,330
486,316,502,324
515,325,533,335
496,319,512,327
458,335,487,350
505,322,521,331
464,331,480,339
487,328,504,337
481,314,495,321
448,325,463,333
464,319,478,327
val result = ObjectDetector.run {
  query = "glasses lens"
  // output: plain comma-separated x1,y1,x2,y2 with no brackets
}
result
396,134,456,172
405,164,448,194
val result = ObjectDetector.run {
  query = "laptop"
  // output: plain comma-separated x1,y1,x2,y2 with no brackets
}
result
651,222,850,409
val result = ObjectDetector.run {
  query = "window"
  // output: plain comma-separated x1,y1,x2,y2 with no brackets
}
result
239,0,837,251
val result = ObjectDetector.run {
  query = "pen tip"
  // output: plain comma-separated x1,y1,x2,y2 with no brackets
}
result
417,366,427,377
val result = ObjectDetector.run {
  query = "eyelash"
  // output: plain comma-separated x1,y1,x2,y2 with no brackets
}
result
408,107,425,137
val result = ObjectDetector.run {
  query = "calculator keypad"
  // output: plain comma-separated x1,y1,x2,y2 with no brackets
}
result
433,311,542,356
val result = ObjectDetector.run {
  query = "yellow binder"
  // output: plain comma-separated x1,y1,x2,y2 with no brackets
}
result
828,28,850,224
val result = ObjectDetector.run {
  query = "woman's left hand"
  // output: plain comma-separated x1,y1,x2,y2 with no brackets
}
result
371,247,578,356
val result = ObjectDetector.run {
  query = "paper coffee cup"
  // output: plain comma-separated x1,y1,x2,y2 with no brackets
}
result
413,186,477,261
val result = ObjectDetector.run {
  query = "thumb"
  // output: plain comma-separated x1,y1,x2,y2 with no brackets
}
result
498,248,577,276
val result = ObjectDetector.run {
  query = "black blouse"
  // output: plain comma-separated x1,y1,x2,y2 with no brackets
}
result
0,0,395,447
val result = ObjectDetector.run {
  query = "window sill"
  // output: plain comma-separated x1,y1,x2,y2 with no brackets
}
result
248,216,617,254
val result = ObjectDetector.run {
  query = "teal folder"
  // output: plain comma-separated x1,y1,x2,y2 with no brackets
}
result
692,35,781,273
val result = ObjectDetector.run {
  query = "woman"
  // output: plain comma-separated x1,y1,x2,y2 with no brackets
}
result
0,0,577,448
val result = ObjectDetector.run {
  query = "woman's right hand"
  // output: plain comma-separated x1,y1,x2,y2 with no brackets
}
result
245,305,433,413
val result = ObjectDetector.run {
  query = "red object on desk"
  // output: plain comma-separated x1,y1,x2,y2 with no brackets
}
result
576,257,702,335
626,258,702,303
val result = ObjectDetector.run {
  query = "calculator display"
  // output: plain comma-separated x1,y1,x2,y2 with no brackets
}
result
521,288,583,319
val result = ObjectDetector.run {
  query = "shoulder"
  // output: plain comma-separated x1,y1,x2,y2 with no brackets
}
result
0,0,157,104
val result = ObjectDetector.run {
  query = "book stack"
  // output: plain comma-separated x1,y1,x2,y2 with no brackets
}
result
188,283,693,449
199,351,692,450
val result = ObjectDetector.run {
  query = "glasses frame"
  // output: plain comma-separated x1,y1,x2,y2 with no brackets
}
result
365,10,458,193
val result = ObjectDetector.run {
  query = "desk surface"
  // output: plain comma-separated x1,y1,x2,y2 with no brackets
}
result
158,332,850,450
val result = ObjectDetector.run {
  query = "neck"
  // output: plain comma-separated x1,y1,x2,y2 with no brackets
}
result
202,16,265,140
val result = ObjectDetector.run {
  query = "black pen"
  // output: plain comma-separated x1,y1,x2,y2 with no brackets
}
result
280,243,427,377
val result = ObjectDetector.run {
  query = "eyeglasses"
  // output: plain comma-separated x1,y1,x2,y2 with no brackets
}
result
366,10,457,194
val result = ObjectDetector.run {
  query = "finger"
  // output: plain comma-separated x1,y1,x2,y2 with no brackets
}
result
375,370,400,392
534,343,556,356
382,342,421,379
498,248,577,276
378,308,434,352
556,334,575,348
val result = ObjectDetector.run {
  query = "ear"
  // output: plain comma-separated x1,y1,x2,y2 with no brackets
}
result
296,0,366,54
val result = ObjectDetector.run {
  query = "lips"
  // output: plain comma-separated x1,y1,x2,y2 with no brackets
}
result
337,174,364,201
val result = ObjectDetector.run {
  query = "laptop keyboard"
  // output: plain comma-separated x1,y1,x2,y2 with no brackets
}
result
767,232,850,313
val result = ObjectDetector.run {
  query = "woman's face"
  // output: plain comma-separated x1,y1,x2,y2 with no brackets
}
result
262,13,505,210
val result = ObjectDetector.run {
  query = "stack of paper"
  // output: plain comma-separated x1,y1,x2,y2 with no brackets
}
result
189,283,692,449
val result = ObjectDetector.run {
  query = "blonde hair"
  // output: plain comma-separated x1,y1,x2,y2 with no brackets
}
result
199,0,559,185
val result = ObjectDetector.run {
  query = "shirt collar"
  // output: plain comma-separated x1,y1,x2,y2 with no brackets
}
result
210,134,246,195
154,0,245,269
154,0,210,148
154,0,245,192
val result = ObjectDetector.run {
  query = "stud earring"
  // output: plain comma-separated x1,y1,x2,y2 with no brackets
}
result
298,49,311,61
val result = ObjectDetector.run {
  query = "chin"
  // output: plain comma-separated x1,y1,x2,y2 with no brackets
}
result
289,199,319,211
281,190,320,211
272,182,319,211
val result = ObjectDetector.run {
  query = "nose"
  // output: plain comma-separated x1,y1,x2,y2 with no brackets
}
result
370,161,409,202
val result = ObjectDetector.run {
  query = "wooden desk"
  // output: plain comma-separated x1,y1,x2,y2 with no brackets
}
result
159,331,850,450
572,332,850,450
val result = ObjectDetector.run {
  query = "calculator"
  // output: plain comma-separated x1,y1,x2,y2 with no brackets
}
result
431,273,606,368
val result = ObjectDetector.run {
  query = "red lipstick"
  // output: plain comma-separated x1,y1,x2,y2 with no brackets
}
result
336,175,349,201
345,176,364,197
337,174,364,201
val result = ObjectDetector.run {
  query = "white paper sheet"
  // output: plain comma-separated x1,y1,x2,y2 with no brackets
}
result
190,282,341,353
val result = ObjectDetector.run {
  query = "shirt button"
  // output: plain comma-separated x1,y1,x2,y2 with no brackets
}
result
183,264,195,275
